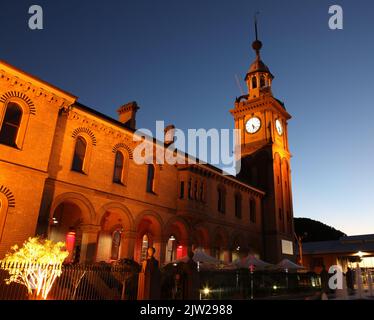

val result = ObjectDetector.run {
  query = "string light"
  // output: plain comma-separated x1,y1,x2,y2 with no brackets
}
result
0,237,69,300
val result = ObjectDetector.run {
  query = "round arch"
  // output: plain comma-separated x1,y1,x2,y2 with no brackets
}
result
96,202,134,231
192,224,210,251
134,210,164,262
212,226,229,261
163,216,191,263
50,192,95,225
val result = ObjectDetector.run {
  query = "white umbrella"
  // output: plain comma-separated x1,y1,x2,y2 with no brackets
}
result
233,255,273,270
273,259,304,290
274,259,304,271
229,255,272,300
191,248,221,264
170,248,221,270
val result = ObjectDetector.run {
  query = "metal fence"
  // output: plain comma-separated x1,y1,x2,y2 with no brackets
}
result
0,264,139,300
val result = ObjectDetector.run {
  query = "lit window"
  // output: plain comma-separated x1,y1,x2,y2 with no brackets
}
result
113,151,124,184
141,234,149,261
72,136,87,173
111,230,122,260
146,164,155,193
0,102,22,148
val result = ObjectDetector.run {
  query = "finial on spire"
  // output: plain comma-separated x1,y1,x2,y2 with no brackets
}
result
252,11,262,57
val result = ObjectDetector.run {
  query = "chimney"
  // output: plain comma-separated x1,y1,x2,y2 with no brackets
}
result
117,101,139,129
164,124,175,145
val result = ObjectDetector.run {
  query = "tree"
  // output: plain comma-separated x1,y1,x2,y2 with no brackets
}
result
294,218,346,242
0,237,69,300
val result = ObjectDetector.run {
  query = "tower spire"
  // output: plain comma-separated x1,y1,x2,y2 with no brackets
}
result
254,11,259,41
252,12,262,58
244,13,274,100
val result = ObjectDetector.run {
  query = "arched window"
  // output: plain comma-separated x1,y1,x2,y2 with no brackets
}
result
252,76,257,89
113,151,124,184
260,75,266,88
111,230,122,260
141,234,149,261
235,193,242,219
217,186,226,214
279,208,285,232
200,182,204,202
194,180,198,200
179,181,185,199
0,196,9,243
72,136,87,173
0,199,4,242
165,235,177,262
0,102,23,147
250,199,256,223
188,179,192,199
146,164,155,193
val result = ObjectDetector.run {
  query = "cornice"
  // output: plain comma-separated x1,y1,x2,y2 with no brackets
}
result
0,67,74,109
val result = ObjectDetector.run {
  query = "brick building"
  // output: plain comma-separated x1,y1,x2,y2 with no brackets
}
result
0,35,294,264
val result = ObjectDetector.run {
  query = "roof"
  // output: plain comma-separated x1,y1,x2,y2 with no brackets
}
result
0,60,77,103
1,60,266,196
74,103,265,196
302,234,374,255
245,56,274,80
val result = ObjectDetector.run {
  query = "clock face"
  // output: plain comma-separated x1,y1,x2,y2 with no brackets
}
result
275,119,283,135
246,117,261,134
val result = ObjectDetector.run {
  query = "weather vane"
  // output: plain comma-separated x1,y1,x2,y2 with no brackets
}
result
254,11,260,41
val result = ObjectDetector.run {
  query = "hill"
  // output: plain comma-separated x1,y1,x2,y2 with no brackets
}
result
294,217,346,242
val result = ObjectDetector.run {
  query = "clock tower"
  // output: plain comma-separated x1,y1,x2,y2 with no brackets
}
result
230,24,295,263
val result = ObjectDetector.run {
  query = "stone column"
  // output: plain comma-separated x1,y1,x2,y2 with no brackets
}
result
120,230,137,260
79,225,101,264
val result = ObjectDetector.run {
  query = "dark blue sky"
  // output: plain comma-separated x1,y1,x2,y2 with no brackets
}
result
1,0,374,235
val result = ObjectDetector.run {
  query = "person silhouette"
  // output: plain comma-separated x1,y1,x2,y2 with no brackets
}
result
137,247,161,300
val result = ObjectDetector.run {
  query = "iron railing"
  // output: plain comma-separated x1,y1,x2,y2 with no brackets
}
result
0,264,138,300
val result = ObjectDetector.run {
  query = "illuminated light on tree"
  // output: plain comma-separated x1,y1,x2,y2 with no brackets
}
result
0,237,69,300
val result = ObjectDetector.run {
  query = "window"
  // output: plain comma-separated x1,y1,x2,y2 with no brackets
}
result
0,102,22,147
113,151,124,184
141,234,149,261
166,236,176,262
72,136,87,173
200,182,204,202
179,181,185,199
260,75,266,88
111,230,121,260
217,187,226,214
0,195,10,242
279,208,285,232
146,164,155,193
194,181,198,200
188,179,192,199
235,194,242,219
250,199,256,223
252,77,257,89
0,199,4,241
